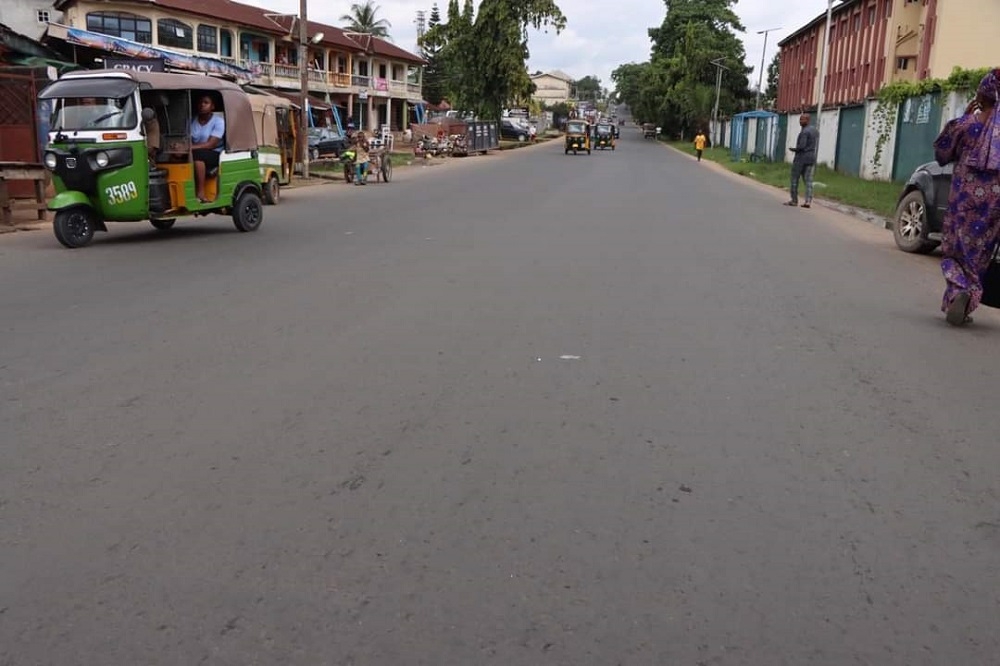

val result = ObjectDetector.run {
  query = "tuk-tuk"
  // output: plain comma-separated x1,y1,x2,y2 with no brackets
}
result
564,119,591,155
247,90,296,205
594,123,616,151
39,70,263,248
643,123,657,139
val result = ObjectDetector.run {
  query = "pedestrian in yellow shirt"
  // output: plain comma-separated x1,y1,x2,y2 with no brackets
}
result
694,131,707,162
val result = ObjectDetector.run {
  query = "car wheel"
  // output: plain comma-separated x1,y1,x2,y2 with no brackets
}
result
518,134,526,143
893,189,938,254
232,190,264,233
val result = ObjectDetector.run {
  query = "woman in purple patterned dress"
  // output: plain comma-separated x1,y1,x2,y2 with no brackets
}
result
933,69,1000,326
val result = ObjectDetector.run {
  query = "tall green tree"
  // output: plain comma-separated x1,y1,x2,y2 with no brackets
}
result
422,0,565,119
764,53,779,109
611,0,752,136
340,1,393,40
573,75,601,101
419,3,446,104
463,0,566,119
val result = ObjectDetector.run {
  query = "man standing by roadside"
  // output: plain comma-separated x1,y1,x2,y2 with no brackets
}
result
786,113,819,208
693,129,707,161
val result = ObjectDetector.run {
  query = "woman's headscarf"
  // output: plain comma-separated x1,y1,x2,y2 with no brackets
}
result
963,68,1000,171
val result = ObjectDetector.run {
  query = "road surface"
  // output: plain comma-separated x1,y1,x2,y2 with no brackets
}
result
2,131,999,665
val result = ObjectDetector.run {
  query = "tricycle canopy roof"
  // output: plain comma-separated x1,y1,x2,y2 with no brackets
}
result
247,91,293,147
39,70,257,152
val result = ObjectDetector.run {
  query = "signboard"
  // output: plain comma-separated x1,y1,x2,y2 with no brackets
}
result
104,57,165,73
358,90,369,101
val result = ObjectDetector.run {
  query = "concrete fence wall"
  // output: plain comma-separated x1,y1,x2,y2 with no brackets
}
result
770,88,973,181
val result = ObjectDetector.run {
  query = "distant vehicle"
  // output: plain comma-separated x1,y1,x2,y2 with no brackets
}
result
500,119,530,142
892,160,952,254
307,127,342,160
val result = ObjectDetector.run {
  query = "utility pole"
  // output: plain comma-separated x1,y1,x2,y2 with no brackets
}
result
755,27,781,110
299,0,310,179
711,57,729,146
814,0,834,158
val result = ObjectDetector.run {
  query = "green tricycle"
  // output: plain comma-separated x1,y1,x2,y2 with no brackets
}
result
38,70,264,248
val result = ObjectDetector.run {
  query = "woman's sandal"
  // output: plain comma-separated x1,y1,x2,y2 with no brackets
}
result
946,291,972,327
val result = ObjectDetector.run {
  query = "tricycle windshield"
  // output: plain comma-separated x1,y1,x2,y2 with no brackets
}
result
566,121,587,134
50,95,138,131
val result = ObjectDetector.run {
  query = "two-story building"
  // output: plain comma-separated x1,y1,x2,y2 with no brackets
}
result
776,0,1000,114
42,0,425,132
0,3,63,41
530,70,572,106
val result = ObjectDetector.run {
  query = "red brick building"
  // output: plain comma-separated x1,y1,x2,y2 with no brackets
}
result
776,0,893,113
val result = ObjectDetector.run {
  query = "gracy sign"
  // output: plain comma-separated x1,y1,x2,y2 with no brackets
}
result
103,57,165,73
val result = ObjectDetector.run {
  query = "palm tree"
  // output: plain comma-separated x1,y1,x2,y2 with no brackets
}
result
340,1,392,41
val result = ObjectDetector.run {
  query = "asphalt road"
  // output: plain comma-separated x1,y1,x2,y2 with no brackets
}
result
3,131,1000,665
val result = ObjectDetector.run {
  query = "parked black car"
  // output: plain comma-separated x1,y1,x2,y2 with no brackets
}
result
893,161,953,253
500,119,530,142
307,127,349,160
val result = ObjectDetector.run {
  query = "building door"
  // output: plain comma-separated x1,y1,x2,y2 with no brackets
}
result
835,105,865,176
774,115,788,162
0,70,41,198
893,93,942,182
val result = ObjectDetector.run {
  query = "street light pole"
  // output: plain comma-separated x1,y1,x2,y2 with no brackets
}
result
814,0,834,159
298,0,309,179
755,27,781,110
711,57,729,146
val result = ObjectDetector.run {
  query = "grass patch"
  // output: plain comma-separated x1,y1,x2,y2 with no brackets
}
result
669,143,901,217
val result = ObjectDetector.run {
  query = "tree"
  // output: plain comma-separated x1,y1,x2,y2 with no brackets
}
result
340,1,393,40
573,75,601,101
764,52,779,109
463,0,566,120
422,0,565,119
611,0,752,137
419,3,446,104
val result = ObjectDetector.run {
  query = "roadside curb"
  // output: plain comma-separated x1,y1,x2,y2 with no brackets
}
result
663,143,892,231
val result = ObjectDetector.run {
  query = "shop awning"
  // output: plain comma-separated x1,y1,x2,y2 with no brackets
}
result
45,23,255,82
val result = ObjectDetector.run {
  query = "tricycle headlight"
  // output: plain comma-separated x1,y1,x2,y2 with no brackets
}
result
94,151,110,168
44,152,57,170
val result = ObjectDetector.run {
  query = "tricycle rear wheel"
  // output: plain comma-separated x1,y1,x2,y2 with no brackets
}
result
233,191,263,233
264,175,280,205
53,208,96,248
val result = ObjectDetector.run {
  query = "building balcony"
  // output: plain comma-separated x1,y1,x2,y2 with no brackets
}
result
218,59,419,98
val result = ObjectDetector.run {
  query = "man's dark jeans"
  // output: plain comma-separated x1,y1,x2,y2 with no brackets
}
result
790,162,815,204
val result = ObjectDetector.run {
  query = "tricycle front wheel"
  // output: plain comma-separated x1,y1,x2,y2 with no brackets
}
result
53,207,96,248
151,218,175,230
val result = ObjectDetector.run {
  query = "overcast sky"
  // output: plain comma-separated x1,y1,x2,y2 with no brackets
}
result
241,0,828,88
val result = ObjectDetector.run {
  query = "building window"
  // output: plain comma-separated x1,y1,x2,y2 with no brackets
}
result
884,0,892,16
854,14,861,31
897,57,910,70
86,11,153,43
158,18,193,50
378,63,387,79
220,29,233,57
197,25,217,53
337,55,347,73
869,6,876,25
37,9,50,23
